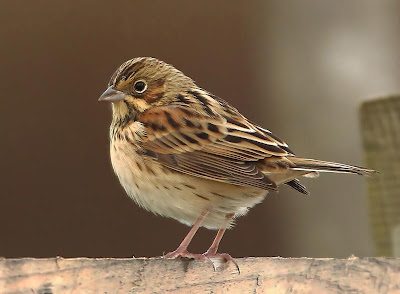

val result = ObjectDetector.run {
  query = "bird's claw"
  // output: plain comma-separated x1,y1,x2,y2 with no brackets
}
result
203,252,240,274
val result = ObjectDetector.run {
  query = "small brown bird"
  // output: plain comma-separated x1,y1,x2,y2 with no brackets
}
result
99,57,375,267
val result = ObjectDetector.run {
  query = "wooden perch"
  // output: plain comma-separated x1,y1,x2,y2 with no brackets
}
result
1,257,400,293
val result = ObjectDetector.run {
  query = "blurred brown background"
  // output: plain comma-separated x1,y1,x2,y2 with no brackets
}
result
1,1,399,259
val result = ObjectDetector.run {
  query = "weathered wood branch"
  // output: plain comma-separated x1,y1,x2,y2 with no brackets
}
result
360,95,400,257
1,257,399,293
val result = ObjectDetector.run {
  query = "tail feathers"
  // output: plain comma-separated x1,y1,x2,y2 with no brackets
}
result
290,157,377,176
286,179,310,195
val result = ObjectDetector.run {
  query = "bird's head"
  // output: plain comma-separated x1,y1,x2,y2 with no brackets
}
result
99,57,195,120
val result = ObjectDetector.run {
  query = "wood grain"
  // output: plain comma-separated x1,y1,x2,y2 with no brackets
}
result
1,257,400,293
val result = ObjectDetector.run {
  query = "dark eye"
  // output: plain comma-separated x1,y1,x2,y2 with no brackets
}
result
134,80,147,93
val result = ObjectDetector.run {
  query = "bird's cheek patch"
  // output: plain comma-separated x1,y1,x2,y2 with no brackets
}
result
130,99,152,112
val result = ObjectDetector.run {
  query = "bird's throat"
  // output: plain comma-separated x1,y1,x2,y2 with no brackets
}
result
112,101,130,118
111,101,138,130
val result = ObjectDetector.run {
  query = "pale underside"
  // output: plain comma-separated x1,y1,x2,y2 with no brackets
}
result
111,138,269,229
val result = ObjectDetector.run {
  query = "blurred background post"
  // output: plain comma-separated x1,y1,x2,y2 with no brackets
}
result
361,96,400,257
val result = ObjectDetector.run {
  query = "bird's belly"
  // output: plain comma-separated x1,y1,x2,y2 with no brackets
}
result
110,143,267,229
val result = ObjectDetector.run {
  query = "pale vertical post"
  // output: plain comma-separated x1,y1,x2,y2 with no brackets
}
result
360,96,400,256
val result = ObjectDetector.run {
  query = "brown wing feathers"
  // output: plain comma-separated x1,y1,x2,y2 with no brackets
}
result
138,104,291,191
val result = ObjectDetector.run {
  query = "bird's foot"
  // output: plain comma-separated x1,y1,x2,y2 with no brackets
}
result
163,249,208,261
163,249,240,273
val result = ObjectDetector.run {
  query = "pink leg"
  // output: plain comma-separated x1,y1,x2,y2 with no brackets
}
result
164,211,209,260
203,213,240,272
205,227,227,255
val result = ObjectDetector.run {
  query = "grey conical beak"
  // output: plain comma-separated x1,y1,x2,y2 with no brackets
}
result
98,86,126,102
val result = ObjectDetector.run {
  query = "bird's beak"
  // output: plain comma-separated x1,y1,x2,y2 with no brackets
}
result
98,86,126,102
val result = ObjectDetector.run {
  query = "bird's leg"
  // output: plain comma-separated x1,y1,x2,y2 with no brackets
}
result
164,211,209,260
204,213,234,255
203,213,240,272
204,227,227,255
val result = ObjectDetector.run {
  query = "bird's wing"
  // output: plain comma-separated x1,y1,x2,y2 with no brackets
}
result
137,105,293,191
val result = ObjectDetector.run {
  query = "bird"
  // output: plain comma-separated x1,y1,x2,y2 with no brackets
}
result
99,57,376,269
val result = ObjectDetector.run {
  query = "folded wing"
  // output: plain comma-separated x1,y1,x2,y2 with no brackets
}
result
138,105,293,191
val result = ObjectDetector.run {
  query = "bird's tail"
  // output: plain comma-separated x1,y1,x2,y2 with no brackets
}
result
289,157,377,176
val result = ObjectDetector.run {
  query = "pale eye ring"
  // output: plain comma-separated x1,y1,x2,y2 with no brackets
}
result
133,80,147,93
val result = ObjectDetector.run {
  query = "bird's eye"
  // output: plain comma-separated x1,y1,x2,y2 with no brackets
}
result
133,80,147,93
